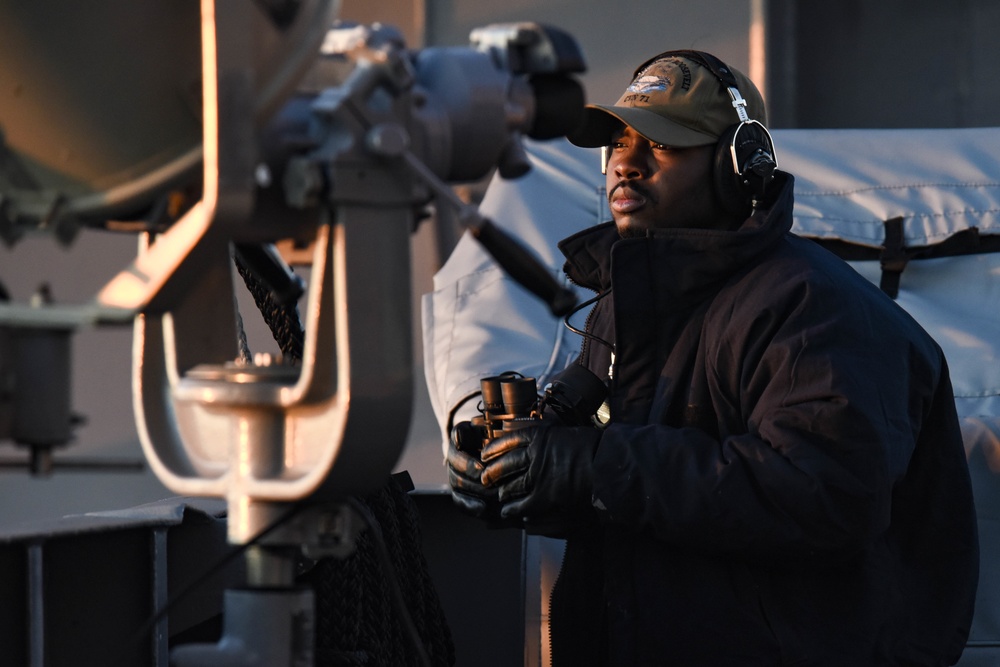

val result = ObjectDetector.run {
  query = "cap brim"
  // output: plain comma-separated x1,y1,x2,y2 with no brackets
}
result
567,105,718,148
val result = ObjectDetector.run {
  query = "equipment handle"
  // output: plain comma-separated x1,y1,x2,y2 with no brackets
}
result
470,218,577,316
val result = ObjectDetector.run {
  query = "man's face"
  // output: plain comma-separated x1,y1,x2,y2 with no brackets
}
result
606,124,732,238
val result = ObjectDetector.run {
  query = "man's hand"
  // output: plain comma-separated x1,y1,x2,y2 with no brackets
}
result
480,425,602,525
445,421,498,518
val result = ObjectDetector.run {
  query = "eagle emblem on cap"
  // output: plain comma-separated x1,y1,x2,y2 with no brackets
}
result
628,74,672,94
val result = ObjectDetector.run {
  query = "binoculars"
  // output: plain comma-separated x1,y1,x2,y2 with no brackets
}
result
463,364,609,453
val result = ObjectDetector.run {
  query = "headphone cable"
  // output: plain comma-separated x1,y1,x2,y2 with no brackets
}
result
563,288,614,352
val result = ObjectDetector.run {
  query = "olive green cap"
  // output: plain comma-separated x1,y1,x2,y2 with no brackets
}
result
569,51,767,148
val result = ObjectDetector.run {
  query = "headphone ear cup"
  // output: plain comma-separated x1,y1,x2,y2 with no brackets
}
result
713,124,748,217
713,121,777,217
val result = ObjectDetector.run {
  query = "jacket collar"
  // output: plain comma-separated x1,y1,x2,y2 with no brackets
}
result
559,172,796,296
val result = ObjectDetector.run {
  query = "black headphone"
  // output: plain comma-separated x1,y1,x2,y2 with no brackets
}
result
609,50,778,217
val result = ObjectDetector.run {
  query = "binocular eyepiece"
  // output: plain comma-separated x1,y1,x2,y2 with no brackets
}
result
472,372,541,443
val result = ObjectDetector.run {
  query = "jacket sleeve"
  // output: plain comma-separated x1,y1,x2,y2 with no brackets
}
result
590,264,947,559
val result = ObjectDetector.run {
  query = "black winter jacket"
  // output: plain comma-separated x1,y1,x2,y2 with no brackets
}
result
550,173,979,666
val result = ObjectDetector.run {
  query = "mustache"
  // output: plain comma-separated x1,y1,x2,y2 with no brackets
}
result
608,179,654,203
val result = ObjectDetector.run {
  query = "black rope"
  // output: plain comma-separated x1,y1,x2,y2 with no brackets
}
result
233,247,306,362
299,479,456,667
236,253,456,666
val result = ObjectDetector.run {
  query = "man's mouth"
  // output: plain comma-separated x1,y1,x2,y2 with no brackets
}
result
610,184,647,213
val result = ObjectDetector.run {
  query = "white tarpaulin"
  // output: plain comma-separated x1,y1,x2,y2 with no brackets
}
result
422,129,1000,662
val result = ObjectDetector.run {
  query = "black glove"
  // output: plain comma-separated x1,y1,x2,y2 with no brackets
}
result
480,424,602,526
445,421,498,518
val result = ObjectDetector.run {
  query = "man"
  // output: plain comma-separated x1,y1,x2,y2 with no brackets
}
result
446,50,979,665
